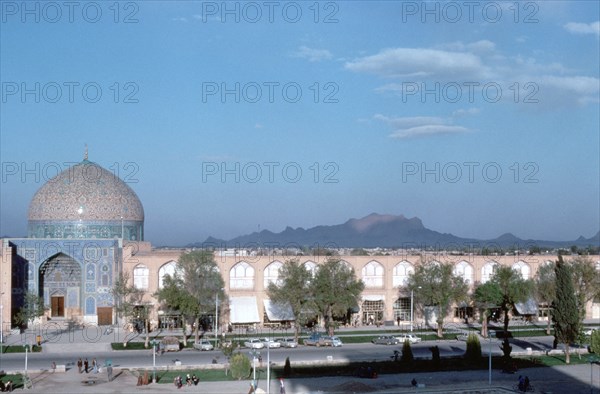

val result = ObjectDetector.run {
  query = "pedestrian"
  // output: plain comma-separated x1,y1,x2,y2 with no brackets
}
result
77,358,83,373
279,378,286,394
84,358,89,373
411,378,417,387
92,358,98,374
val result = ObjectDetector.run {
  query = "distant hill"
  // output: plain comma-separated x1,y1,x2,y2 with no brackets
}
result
189,213,599,249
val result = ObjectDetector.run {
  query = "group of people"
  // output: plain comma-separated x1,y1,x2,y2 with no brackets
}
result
173,374,199,388
76,358,98,374
0,380,13,392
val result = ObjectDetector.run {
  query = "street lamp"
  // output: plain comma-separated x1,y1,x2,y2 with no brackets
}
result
590,355,598,394
215,288,224,345
151,339,158,383
24,343,29,388
1,303,4,344
410,286,421,332
249,349,259,390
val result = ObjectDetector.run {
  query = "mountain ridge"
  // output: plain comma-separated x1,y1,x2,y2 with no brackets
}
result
191,214,599,249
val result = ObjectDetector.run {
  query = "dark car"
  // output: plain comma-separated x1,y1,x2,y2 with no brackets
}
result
371,335,400,345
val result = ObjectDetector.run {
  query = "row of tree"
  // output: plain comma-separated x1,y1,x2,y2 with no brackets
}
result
405,255,599,363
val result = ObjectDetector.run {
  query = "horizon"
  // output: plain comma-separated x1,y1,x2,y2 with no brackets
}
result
1,1,599,246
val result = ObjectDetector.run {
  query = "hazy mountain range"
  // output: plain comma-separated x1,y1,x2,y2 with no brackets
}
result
192,213,599,249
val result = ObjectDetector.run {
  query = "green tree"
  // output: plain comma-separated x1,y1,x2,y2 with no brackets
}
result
154,250,225,346
590,330,600,354
569,256,600,325
229,352,251,380
489,265,534,357
473,281,503,338
464,333,482,365
406,261,469,338
312,258,364,335
401,340,414,363
553,256,581,364
535,262,556,335
14,291,46,328
111,272,150,347
267,259,314,343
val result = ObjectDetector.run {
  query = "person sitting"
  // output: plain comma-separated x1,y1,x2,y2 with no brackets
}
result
185,374,192,386
524,376,530,392
4,380,12,392
518,375,525,391
411,378,417,387
0,380,5,392
192,374,199,385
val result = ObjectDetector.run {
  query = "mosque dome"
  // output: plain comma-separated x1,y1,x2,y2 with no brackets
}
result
27,155,144,240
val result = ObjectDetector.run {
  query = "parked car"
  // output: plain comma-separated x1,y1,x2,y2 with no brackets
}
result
396,334,421,344
276,338,298,348
584,328,597,336
304,333,322,346
193,339,214,351
320,336,343,347
260,337,281,348
244,338,265,349
372,335,400,345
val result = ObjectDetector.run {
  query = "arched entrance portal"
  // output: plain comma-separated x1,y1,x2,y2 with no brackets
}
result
39,253,82,320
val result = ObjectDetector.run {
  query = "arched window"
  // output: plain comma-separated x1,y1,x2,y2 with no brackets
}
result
454,261,474,284
513,261,530,280
158,261,178,289
393,261,414,287
481,261,497,283
362,260,384,288
230,261,254,289
264,261,283,288
339,260,353,272
133,264,149,289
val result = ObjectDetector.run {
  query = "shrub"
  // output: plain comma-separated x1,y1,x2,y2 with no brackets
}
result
283,357,291,377
464,334,482,365
429,345,441,369
229,353,251,380
401,340,414,363
590,330,600,354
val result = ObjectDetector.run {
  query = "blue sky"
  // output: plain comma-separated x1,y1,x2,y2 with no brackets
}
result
1,1,599,246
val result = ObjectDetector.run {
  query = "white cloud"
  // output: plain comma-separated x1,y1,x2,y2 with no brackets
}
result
345,48,491,79
389,125,469,139
564,21,600,37
291,46,333,62
374,114,471,139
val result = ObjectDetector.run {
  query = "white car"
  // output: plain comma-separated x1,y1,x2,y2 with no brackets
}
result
584,328,597,336
320,336,343,347
260,337,281,348
244,338,265,349
275,338,298,348
193,339,214,351
396,334,421,344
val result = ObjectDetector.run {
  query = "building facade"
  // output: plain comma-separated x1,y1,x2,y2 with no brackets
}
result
1,156,598,336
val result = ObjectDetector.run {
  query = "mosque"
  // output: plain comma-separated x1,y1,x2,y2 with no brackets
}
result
1,154,598,336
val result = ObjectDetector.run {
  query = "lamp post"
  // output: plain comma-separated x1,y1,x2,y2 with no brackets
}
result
215,288,224,346
24,343,29,386
0,303,4,344
488,333,492,386
151,339,158,383
410,290,414,332
266,343,270,394
249,349,259,390
590,355,598,394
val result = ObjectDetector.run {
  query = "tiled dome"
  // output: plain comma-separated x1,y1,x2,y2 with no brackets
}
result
27,159,144,240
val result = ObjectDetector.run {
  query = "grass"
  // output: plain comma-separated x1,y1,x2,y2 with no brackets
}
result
0,373,26,389
132,351,595,384
0,345,42,353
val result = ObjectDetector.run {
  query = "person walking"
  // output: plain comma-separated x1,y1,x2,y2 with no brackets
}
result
279,378,286,394
84,358,89,373
77,358,82,373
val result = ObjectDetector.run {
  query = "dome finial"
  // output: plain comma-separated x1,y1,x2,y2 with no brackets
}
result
84,144,88,161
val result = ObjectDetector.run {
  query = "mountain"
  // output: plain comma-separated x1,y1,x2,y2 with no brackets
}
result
188,213,599,249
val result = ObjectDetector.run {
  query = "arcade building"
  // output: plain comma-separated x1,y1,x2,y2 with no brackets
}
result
1,155,599,336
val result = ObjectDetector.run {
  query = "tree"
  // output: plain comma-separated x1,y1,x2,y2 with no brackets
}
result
488,265,534,358
267,259,314,343
534,262,556,335
553,255,580,364
111,272,149,347
406,261,469,338
154,250,225,346
312,258,364,335
464,333,482,365
569,256,600,325
14,291,46,328
473,281,503,338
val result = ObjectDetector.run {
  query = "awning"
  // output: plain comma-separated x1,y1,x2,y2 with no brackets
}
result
263,300,295,321
230,296,260,323
362,295,385,302
515,298,538,315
